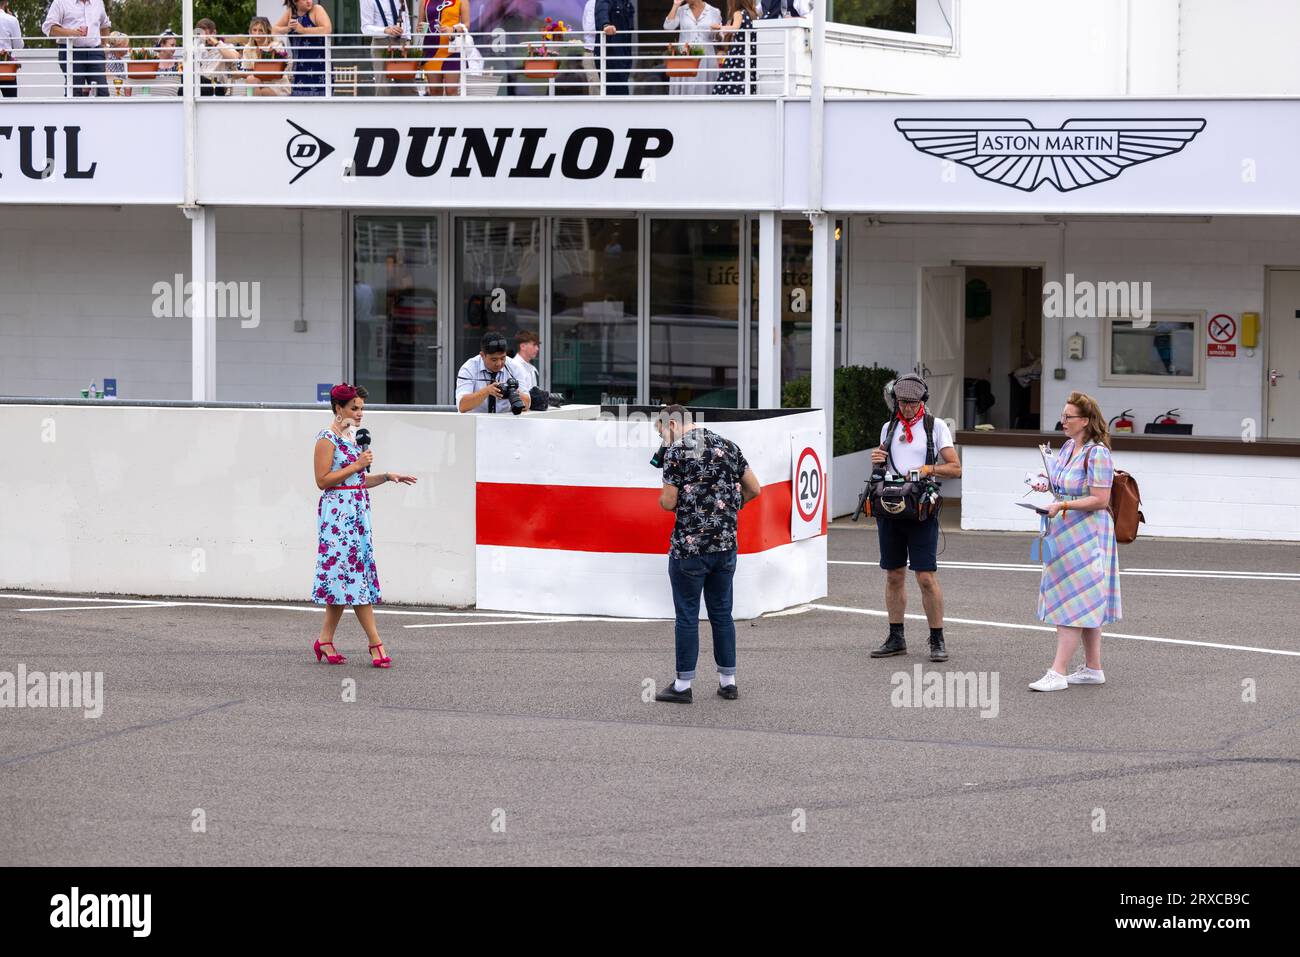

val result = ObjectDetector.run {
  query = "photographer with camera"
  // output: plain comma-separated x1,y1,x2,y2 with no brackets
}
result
651,405,762,704
866,373,961,662
456,332,533,415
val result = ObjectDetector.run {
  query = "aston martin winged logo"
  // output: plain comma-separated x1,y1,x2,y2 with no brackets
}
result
894,118,1207,192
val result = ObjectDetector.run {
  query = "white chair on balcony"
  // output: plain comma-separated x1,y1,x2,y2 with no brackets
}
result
332,64,359,96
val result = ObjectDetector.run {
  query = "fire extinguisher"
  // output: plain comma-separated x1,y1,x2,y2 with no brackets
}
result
1109,408,1135,433
1152,408,1182,428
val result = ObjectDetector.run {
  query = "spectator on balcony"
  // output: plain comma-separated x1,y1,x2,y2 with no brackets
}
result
595,0,634,95
362,0,412,96
757,0,810,17
0,0,22,100
579,0,597,93
275,0,332,97
712,0,755,96
43,0,111,96
512,330,539,392
102,31,128,95
418,0,467,97
196,18,239,96
239,17,291,96
664,0,720,96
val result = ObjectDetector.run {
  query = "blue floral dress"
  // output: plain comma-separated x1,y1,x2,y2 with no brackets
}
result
312,429,382,606
1036,439,1122,627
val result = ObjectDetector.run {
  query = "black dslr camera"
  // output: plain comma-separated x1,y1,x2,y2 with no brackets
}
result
499,376,525,415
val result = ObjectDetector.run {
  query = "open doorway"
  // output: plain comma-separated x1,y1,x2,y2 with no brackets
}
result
961,265,1043,430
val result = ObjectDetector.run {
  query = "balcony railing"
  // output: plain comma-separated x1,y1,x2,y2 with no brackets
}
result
0,26,812,100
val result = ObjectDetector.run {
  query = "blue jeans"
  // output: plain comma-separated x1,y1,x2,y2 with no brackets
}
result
58,48,107,97
668,550,738,680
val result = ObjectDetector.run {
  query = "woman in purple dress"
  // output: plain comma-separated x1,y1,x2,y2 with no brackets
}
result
1027,392,1122,692
311,384,417,668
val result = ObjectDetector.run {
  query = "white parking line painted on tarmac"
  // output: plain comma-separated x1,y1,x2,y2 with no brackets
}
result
810,603,1300,658
828,560,1300,582
404,617,595,630
0,592,659,624
17,604,183,612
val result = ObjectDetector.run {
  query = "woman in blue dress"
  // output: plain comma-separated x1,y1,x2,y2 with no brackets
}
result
276,0,332,96
312,383,417,668
712,0,757,96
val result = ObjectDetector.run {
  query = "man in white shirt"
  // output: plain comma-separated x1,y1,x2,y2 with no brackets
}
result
511,330,540,393
43,0,111,96
0,0,23,99
195,18,240,96
361,0,412,96
456,332,533,415
866,373,962,663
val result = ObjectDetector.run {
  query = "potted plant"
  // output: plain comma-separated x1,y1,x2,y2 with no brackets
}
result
524,17,575,79
126,47,159,80
253,44,288,81
0,49,19,78
664,42,704,78
382,44,421,82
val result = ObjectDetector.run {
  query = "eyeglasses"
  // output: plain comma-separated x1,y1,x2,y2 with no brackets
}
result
1061,414,1088,421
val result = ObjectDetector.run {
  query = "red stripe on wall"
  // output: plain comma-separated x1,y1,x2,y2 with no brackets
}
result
476,480,820,555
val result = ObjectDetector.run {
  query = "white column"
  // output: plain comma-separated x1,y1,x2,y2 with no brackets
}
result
757,211,781,408
810,212,835,496
186,206,216,401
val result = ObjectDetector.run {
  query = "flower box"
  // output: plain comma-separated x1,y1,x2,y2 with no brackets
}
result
252,58,286,80
126,58,159,80
384,58,419,81
0,61,19,78
664,56,700,78
523,57,559,79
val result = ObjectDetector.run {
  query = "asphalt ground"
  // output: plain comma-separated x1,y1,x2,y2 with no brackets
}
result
1,524,1298,867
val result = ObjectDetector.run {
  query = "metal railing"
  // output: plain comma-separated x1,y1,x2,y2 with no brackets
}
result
0,26,808,99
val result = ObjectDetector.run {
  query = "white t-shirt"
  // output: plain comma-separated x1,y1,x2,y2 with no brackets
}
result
511,356,538,393
879,415,954,478
455,354,531,414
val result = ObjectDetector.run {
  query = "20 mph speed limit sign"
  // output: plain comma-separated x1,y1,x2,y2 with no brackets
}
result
790,430,826,540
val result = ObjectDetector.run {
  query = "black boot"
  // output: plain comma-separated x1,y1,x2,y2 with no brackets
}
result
928,631,948,662
870,626,907,658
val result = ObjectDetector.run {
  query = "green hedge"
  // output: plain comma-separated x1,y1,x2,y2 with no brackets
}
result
783,365,898,458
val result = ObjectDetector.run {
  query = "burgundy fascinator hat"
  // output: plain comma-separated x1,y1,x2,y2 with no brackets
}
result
330,383,358,405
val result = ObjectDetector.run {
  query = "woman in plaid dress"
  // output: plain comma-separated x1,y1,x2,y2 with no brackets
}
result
1028,392,1121,692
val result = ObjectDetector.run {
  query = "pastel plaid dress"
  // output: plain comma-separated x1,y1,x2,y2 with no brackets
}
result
1036,439,1122,627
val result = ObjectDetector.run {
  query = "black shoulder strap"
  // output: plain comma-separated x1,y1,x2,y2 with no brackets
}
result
924,414,936,467
883,416,900,474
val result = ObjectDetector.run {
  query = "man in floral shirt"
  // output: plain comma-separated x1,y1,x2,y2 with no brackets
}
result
653,406,762,704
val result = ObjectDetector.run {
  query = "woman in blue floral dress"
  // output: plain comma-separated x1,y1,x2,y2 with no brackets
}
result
312,383,417,668
1027,392,1121,692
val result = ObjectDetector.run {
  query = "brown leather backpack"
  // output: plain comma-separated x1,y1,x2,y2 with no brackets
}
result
1109,470,1145,544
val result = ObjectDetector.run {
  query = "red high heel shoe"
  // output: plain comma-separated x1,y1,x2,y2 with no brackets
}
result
367,641,391,669
313,638,347,664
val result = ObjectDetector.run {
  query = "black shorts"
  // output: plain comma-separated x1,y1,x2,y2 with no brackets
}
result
876,513,939,572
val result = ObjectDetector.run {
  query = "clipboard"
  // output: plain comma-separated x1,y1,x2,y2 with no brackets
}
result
1016,502,1050,516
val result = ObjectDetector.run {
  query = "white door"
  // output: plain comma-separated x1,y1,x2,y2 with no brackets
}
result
1266,269,1300,439
917,266,965,426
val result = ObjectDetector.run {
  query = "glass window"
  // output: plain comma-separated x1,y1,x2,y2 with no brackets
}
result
650,219,741,407
353,216,440,405
1101,313,1205,389
454,217,541,375
829,0,917,32
749,218,844,407
550,218,638,404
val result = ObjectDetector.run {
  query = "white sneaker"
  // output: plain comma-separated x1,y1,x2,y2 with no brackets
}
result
1065,664,1106,685
1028,670,1068,692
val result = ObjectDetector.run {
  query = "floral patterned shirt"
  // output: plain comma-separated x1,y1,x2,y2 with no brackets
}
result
662,428,750,558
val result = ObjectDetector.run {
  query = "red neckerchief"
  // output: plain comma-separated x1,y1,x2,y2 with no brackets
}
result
897,403,925,443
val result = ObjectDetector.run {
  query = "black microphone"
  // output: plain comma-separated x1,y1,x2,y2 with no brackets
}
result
355,428,371,472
